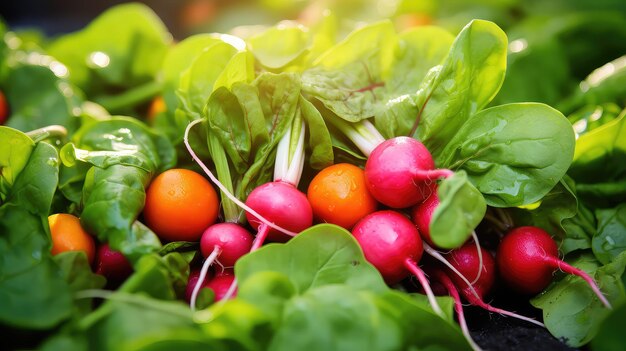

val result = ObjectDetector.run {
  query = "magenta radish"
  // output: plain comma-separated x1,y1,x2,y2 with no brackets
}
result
497,226,612,308
185,269,212,302
444,242,544,327
351,210,443,316
206,272,237,302
364,137,453,208
411,189,439,246
94,243,133,284
190,223,253,311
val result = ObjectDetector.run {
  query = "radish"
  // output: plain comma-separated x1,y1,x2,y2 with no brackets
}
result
94,243,133,285
411,188,439,246
444,242,545,327
186,268,236,304
185,269,212,302
206,272,236,302
364,137,453,208
190,223,253,311
497,226,612,308
351,210,444,316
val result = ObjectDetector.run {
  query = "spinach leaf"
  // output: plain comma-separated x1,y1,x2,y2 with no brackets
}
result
510,176,578,240
412,19,507,159
47,3,171,112
4,52,82,133
531,252,626,347
593,204,626,265
247,23,311,70
441,103,575,207
0,140,73,329
561,203,596,255
0,126,34,201
63,117,176,261
590,301,626,351
236,224,388,294
430,171,486,249
569,112,626,208
54,251,106,316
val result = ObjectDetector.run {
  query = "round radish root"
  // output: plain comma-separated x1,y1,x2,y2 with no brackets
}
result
207,273,237,302
411,189,439,247
200,223,253,267
94,243,133,283
364,137,452,208
446,243,495,299
245,181,313,242
497,226,612,308
185,269,212,302
351,210,423,284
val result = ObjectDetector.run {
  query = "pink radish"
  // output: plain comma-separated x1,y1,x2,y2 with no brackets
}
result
351,210,443,316
244,181,313,243
185,269,212,302
206,271,237,302
364,137,452,208
94,243,133,285
411,189,439,246
190,223,253,311
444,242,544,327
497,226,612,308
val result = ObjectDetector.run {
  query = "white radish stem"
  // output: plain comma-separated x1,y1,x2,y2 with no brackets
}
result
404,258,444,318
423,242,480,300
184,119,297,237
190,245,222,312
470,232,484,285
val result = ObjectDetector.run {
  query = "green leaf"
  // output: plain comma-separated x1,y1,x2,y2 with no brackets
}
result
510,176,578,241
590,301,626,351
0,142,73,329
4,53,82,133
377,291,471,350
569,112,626,208
375,26,454,138
413,19,508,158
531,252,626,347
593,204,626,265
247,23,311,69
54,251,106,315
561,202,596,255
268,285,403,351
441,103,575,207
236,224,388,294
0,126,34,201
299,96,334,169
301,21,397,122
430,171,486,249
47,3,171,98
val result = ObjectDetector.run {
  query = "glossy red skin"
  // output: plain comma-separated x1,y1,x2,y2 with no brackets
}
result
94,243,133,282
206,274,236,301
185,269,211,302
364,137,435,208
411,190,439,247
446,243,496,299
497,226,559,295
351,210,423,285
245,181,313,242
0,90,8,125
200,223,253,266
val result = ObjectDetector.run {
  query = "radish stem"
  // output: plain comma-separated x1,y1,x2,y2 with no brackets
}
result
470,232,483,285
190,245,222,312
543,256,612,309
404,258,444,317
423,242,480,300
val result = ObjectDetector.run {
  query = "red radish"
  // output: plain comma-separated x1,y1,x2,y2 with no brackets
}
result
206,272,236,302
185,269,212,302
364,137,453,208
190,223,253,311
244,181,313,243
94,243,133,283
497,226,612,308
351,210,443,316
445,242,544,327
411,189,439,246
0,90,8,124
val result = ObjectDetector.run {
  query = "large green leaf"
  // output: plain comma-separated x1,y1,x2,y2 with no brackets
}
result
413,19,508,159
593,204,626,265
236,224,388,294
441,103,575,207
0,126,34,201
247,23,311,70
0,141,73,329
531,252,626,347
